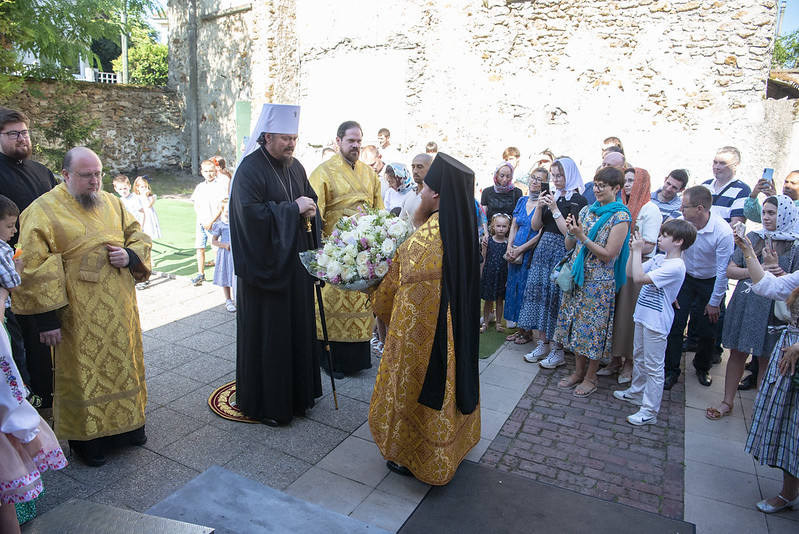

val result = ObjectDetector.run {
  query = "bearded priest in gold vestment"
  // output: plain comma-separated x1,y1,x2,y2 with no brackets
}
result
369,152,481,485
309,121,383,377
13,147,151,467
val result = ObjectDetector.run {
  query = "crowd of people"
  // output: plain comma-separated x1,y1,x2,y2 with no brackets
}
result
1,100,798,529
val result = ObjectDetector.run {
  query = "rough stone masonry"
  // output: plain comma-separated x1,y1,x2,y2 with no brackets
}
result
169,0,798,187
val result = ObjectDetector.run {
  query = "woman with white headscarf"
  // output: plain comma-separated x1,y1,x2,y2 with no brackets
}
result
706,195,799,420
383,163,414,215
518,157,588,367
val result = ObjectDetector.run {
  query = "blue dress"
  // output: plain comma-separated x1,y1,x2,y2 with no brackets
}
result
210,220,234,287
480,237,508,301
505,196,537,323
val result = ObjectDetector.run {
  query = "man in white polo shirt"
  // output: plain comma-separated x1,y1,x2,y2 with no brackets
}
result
663,186,734,390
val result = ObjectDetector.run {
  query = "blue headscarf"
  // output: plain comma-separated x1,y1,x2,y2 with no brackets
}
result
388,163,414,193
571,201,631,293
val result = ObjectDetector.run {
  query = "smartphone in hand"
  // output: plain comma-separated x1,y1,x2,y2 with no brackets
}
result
733,221,746,240
762,167,774,184
570,202,580,219
540,182,550,194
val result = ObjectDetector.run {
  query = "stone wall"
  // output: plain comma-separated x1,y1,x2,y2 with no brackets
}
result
170,0,799,188
4,79,185,171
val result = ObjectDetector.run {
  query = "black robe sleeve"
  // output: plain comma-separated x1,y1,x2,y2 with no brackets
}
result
229,150,320,291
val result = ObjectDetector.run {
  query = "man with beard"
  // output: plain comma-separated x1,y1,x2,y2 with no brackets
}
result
13,147,151,466
229,104,322,426
0,108,59,407
368,152,481,484
309,121,383,379
399,153,433,227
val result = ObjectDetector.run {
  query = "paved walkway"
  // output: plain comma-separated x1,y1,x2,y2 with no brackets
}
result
33,276,799,532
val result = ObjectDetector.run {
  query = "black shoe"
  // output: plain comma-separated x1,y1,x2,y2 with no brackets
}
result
696,370,712,386
322,366,344,380
260,417,282,427
386,460,412,477
69,440,107,467
663,375,678,391
738,374,756,391
711,355,722,365
745,360,756,372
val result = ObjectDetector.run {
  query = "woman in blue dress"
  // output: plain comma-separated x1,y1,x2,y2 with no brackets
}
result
505,167,547,344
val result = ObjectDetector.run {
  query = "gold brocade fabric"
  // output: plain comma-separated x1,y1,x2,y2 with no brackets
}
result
309,154,384,341
12,184,151,440
368,214,481,485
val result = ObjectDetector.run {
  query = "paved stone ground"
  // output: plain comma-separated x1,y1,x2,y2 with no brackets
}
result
481,353,685,519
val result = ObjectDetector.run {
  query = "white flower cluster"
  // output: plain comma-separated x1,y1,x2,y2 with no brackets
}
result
299,207,414,290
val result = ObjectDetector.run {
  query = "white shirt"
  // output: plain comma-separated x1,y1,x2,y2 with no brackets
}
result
681,213,734,306
633,255,687,334
384,188,412,211
751,270,799,301
635,201,662,259
191,179,228,222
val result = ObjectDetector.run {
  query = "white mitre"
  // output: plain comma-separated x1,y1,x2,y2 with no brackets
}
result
240,103,301,160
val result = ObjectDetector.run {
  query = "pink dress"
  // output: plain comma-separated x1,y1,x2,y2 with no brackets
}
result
0,329,67,505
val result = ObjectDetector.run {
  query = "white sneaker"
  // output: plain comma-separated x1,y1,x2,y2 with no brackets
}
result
225,299,236,312
538,348,566,369
524,341,550,363
627,410,657,426
613,389,643,406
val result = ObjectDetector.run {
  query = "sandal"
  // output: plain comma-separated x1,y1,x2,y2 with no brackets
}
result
705,400,733,420
479,323,488,334
596,365,621,376
514,333,534,345
496,325,506,333
573,377,597,398
557,373,582,390
506,332,520,342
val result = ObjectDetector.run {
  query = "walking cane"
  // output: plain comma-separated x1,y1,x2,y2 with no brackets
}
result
306,218,339,410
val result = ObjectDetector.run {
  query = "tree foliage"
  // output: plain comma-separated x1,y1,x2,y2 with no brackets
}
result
773,29,799,69
38,86,103,171
0,0,160,97
112,40,168,85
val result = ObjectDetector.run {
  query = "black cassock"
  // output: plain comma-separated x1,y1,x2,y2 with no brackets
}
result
0,152,59,405
230,147,322,423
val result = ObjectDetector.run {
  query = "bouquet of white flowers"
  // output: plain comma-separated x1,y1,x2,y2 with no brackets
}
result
299,207,414,291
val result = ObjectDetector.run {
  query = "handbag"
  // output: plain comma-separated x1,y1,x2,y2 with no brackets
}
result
504,252,523,265
551,249,575,293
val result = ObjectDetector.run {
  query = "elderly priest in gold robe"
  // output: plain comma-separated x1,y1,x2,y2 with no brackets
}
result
13,147,151,467
309,120,383,378
369,152,481,485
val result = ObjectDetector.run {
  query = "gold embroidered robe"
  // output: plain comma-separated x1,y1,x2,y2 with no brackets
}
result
369,213,481,485
12,184,151,440
309,153,384,342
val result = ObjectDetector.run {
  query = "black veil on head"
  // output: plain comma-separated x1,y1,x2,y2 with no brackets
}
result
419,153,481,415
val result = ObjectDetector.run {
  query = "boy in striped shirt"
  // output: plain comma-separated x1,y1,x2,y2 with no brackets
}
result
614,219,696,426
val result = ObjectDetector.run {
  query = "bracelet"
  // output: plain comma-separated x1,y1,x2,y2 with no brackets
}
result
580,237,590,245
566,233,575,239
744,255,755,261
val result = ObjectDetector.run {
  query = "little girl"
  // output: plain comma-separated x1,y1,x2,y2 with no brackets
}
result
480,213,511,333
133,176,162,240
210,199,235,312
0,291,67,533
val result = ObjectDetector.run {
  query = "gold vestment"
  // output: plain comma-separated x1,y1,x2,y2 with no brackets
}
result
13,184,151,440
309,154,384,341
369,213,481,485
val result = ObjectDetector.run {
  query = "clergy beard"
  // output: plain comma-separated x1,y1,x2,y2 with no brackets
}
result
413,204,433,229
7,143,32,160
278,155,294,166
74,191,101,210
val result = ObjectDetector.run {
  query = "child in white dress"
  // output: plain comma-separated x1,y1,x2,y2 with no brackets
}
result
210,199,235,312
133,176,162,240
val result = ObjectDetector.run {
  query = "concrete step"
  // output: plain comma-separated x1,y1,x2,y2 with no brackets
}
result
147,466,390,534
21,499,213,533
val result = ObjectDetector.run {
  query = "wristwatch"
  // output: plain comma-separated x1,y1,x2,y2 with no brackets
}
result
552,211,562,219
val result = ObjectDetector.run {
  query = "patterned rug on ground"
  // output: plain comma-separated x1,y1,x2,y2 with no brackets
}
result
207,381,259,423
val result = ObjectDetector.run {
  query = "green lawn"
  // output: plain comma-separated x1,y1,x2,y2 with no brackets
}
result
150,198,216,279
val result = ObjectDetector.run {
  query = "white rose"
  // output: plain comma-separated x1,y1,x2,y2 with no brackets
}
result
323,243,335,255
388,220,408,238
381,238,396,257
357,263,370,278
317,253,330,267
341,266,355,282
356,251,369,266
374,262,389,278
341,231,357,246
326,260,342,278
345,244,358,257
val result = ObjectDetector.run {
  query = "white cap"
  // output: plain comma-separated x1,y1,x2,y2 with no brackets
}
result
239,103,301,161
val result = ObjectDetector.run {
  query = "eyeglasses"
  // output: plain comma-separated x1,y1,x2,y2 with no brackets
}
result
593,182,609,191
678,204,699,211
0,130,31,140
71,171,105,180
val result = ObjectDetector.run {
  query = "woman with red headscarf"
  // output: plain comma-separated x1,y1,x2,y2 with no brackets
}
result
601,167,663,383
